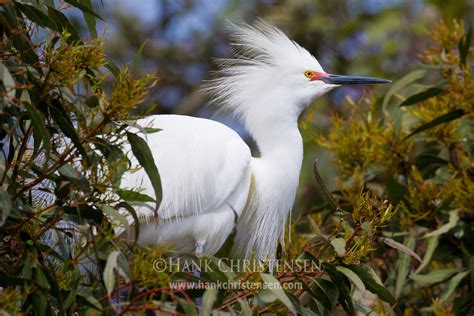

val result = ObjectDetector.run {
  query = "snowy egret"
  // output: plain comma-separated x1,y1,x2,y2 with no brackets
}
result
121,20,390,260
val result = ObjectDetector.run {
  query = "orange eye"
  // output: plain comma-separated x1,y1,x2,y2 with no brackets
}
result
304,70,314,78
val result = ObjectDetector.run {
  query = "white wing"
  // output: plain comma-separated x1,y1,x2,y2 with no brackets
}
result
122,114,251,219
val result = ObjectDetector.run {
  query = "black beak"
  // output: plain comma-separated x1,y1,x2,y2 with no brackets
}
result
319,74,391,85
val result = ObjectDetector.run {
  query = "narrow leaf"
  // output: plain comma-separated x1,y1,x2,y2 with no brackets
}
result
0,188,12,226
49,101,88,159
103,251,120,295
64,0,103,20
15,3,58,30
75,0,100,38
126,132,162,210
458,25,472,66
144,127,162,134
58,164,81,179
117,189,155,203
312,277,339,310
133,39,149,71
24,103,51,151
105,58,120,77
415,235,439,273
382,237,422,263
32,292,47,316
440,270,469,303
410,268,462,286
423,210,459,238
395,236,415,298
403,109,465,141
46,6,80,41
0,63,16,99
330,238,346,257
348,265,398,308
117,202,140,244
201,288,217,316
336,266,366,298
238,298,253,315
322,263,355,314
399,87,443,107
260,273,296,314
100,204,129,228
382,70,426,108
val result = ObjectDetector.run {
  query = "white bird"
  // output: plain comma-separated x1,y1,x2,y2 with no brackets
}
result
121,20,390,260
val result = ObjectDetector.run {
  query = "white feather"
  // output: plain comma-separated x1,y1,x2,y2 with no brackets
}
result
121,115,251,254
123,20,337,259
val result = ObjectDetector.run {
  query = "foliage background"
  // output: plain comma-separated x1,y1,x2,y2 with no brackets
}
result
0,0,473,315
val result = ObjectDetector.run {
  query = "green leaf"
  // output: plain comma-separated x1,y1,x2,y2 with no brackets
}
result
76,293,102,311
386,175,409,206
0,188,12,226
382,237,422,263
440,270,470,303
403,109,466,141
58,164,81,179
144,127,162,134
311,277,339,310
32,292,47,316
15,3,58,31
49,100,88,159
202,258,229,282
64,0,103,20
336,266,366,298
312,298,330,316
201,288,217,316
0,63,16,99
238,298,253,314
85,95,99,108
116,251,131,281
127,132,162,209
415,235,439,274
395,236,414,298
179,298,198,316
382,70,426,108
117,201,140,244
24,102,51,152
458,25,472,66
35,268,51,290
99,204,129,228
410,268,462,287
70,0,99,38
348,265,398,308
330,238,346,257
260,273,296,314
399,87,443,107
133,39,149,71
63,274,80,309
1,4,39,64
116,189,155,203
423,210,459,238
470,258,474,294
103,250,120,295
46,5,80,41
257,289,277,303
105,58,120,77
323,263,355,315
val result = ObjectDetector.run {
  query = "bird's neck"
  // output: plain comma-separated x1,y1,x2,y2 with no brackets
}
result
233,106,304,260
245,100,303,162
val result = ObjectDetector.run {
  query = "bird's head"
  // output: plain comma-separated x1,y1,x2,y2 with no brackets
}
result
204,19,390,123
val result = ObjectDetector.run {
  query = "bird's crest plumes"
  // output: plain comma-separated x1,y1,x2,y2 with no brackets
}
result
203,19,322,118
